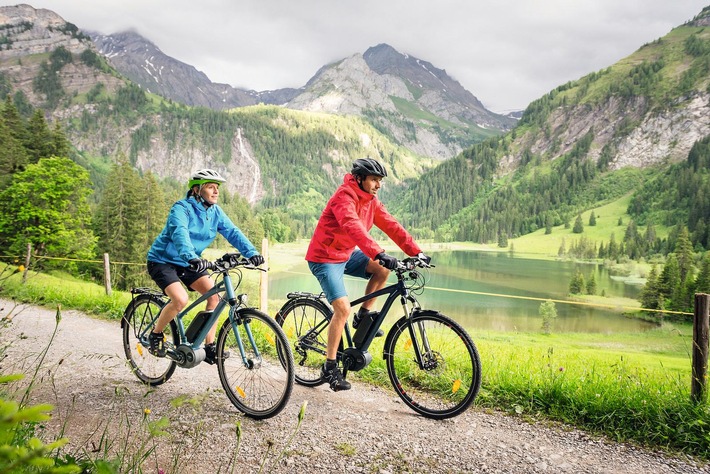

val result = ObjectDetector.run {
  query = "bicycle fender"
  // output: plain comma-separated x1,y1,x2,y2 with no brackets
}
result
275,297,331,320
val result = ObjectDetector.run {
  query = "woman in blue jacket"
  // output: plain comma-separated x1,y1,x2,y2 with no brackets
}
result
146,169,264,364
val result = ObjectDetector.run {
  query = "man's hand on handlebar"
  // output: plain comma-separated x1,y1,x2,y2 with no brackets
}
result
417,252,432,265
376,252,399,270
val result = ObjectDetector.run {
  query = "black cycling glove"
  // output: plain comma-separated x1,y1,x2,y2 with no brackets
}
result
248,254,265,266
376,252,398,270
188,258,210,273
417,252,432,265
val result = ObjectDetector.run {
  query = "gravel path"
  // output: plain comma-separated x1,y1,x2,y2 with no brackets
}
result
1,298,707,474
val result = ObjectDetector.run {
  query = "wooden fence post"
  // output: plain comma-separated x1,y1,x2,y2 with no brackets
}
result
22,243,31,284
260,238,269,313
692,293,710,404
103,253,112,296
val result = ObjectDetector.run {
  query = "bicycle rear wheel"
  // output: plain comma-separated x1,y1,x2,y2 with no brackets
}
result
384,310,481,419
122,294,178,385
217,308,294,420
275,297,339,386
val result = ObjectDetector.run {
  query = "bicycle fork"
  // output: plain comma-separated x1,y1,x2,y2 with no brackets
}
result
227,306,263,369
402,297,436,371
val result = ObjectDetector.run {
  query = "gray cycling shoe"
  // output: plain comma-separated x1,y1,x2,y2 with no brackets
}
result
321,363,351,391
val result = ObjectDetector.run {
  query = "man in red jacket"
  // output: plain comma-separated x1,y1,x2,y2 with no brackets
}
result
306,157,430,391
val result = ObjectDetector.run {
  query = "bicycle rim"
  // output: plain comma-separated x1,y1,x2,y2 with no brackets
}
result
275,298,335,386
384,311,481,419
217,309,294,419
122,295,177,386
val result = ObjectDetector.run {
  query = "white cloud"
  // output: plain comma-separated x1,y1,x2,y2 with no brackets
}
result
11,0,709,112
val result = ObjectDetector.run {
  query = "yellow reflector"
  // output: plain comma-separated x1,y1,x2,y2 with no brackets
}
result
236,386,246,398
404,339,413,351
266,334,275,345
452,379,461,394
137,344,143,357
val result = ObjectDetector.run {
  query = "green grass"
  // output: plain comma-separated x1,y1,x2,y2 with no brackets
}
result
1,259,709,460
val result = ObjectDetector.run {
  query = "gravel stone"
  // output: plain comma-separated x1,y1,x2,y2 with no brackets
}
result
1,298,708,474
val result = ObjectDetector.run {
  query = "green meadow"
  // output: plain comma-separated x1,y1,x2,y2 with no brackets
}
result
0,235,708,460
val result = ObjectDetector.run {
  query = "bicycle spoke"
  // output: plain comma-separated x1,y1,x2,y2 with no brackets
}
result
385,312,481,419
218,309,293,419
122,295,177,386
276,298,333,386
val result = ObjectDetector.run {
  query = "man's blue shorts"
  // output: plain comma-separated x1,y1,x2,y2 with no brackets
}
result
307,250,372,303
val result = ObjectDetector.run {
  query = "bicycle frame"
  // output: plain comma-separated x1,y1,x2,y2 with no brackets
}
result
347,276,418,351
135,269,261,368
297,266,428,370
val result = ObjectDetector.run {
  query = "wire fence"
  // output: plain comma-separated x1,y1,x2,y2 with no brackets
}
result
1,246,696,316
2,246,709,401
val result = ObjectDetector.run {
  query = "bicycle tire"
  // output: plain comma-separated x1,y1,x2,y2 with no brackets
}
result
122,294,178,386
384,310,481,419
217,308,295,419
275,297,341,387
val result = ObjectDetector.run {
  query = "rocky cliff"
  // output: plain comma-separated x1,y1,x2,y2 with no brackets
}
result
90,30,300,111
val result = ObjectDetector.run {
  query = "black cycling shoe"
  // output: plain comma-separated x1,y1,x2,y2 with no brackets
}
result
321,362,351,391
204,343,230,365
148,331,166,357
352,310,384,337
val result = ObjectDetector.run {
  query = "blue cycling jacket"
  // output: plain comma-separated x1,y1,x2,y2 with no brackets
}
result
147,196,257,267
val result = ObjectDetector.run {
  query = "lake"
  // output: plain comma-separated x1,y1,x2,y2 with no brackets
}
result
268,250,657,333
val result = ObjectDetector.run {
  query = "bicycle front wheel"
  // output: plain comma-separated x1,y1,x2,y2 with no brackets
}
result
122,294,178,386
275,297,338,386
217,308,294,420
384,310,481,419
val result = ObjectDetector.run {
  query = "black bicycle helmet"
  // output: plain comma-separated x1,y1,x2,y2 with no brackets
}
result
351,158,388,178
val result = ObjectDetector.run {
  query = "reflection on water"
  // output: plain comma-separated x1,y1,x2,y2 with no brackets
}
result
269,250,656,334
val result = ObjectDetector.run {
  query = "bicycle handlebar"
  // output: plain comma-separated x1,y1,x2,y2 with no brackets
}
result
190,253,267,273
397,256,434,271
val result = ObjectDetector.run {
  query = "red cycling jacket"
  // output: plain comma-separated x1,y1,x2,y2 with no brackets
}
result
306,174,421,263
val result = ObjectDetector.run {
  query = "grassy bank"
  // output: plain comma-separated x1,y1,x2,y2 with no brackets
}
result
0,250,707,461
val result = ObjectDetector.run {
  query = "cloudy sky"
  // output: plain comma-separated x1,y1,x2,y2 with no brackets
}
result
6,0,708,113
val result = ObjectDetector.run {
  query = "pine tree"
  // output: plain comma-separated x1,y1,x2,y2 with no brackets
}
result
588,211,597,226
497,232,508,248
24,109,54,163
640,265,661,310
586,273,597,295
696,252,710,293
573,214,584,233
569,270,586,294
675,226,694,283
659,254,681,308
94,160,167,289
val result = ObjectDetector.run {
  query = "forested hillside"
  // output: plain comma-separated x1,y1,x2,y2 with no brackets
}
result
392,9,710,253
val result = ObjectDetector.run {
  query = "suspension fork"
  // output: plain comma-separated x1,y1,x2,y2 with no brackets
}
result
402,294,433,369
228,305,262,367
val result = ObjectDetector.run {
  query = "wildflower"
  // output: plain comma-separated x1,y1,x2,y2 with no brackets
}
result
558,367,565,372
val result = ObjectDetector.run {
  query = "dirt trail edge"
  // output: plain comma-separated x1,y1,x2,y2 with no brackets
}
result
0,298,706,474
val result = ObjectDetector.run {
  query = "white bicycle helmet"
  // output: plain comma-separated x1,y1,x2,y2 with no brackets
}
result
188,169,226,187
